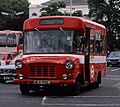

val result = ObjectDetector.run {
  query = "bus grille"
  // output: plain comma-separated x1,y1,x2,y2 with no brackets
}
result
29,64,56,78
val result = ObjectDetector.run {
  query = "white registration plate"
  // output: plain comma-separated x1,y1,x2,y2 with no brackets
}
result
4,77,15,80
33,80,50,85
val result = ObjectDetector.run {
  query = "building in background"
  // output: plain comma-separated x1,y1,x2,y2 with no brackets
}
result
29,0,89,18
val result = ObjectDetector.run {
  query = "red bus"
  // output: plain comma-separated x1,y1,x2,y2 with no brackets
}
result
0,30,23,54
14,16,107,95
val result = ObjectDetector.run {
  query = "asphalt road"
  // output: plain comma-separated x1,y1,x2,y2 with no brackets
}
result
0,66,120,107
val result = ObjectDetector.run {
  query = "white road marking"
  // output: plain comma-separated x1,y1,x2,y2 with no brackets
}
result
42,96,120,106
111,68,120,71
106,75,120,77
114,82,120,86
105,77,120,81
114,82,120,90
42,103,120,106
105,75,120,80
41,96,47,105
72,96,120,98
44,95,120,98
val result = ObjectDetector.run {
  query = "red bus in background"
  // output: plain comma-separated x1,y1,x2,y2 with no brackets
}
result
14,16,107,95
0,52,17,66
0,30,23,54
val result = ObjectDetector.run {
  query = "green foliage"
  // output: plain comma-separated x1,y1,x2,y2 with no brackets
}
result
40,1,83,17
40,1,66,16
72,10,83,17
88,0,120,51
0,0,29,30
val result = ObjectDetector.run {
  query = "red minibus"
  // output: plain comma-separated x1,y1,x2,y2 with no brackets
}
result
14,16,107,95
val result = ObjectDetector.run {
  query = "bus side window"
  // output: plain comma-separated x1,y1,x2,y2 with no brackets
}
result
95,33,103,54
90,36,95,53
102,35,106,54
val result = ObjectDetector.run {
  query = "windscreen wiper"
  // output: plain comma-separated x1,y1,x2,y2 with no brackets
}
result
34,28,48,37
59,27,71,38
59,27,76,44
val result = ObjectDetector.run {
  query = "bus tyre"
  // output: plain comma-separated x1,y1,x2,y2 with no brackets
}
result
88,73,101,89
89,82,99,89
71,79,80,95
20,84,30,95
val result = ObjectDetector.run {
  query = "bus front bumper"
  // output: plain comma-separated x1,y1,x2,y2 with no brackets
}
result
14,79,76,86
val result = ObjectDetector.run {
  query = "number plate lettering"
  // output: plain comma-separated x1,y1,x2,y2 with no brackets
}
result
33,80,50,85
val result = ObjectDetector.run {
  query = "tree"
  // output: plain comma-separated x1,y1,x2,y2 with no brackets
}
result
88,0,120,51
40,1,66,16
0,0,29,30
40,1,84,17
72,10,83,17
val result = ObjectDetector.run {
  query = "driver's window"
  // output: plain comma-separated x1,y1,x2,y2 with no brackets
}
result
73,31,84,53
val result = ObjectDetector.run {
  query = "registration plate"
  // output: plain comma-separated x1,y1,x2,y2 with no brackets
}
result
4,76,15,80
33,80,50,85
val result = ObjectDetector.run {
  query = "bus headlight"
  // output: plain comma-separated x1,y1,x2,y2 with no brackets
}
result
65,60,73,70
15,60,23,69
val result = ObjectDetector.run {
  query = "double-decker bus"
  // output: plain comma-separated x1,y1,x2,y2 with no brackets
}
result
0,30,23,54
14,16,107,95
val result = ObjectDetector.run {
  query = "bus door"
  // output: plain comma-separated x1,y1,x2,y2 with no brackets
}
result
84,27,90,83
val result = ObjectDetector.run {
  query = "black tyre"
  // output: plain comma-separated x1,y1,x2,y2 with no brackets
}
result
71,79,80,95
20,84,30,95
88,72,101,89
88,82,99,89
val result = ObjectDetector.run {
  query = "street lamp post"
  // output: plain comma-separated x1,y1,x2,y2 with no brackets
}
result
70,0,72,16
1,11,24,30
1,12,9,16
1,11,24,19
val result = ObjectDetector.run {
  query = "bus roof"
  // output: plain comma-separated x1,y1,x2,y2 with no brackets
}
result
0,30,23,34
84,19,106,30
23,16,86,31
23,16,106,31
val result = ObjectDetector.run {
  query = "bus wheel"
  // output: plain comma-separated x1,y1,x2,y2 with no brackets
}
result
89,82,99,89
20,84,30,95
88,72,101,89
71,79,80,95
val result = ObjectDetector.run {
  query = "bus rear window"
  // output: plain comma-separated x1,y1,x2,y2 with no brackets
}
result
40,18,64,25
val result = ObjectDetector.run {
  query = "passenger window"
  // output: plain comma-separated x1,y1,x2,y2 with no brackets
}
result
90,36,95,53
95,33,103,54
